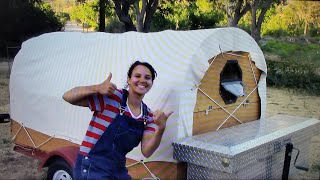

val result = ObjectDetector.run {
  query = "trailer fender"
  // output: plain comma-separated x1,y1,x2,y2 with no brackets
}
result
40,146,79,170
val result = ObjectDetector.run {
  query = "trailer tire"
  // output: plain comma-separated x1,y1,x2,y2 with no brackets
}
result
46,159,73,180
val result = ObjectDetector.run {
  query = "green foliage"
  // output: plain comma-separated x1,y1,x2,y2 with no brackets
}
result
0,0,63,57
70,0,119,31
56,12,70,26
162,0,190,30
312,164,320,171
267,60,320,95
238,12,252,34
1,138,11,145
262,1,320,37
151,0,223,31
0,0,63,42
264,38,320,95
262,40,299,58
70,0,99,30
262,4,295,36
262,39,320,65
105,18,125,33
309,26,320,37
41,3,66,27
50,0,74,13
151,11,174,31
189,1,223,30
261,6,284,36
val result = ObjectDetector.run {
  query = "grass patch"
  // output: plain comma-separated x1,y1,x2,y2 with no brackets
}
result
313,165,320,171
0,81,8,87
262,39,320,65
2,156,15,164
2,138,11,144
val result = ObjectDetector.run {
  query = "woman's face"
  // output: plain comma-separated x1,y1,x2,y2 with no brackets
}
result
128,65,153,96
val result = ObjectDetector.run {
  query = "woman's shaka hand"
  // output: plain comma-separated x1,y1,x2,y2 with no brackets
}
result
153,110,173,130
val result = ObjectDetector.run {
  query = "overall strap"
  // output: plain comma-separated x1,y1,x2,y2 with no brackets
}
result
119,89,128,115
142,102,148,126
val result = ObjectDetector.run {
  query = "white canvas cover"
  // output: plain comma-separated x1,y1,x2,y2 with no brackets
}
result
10,28,267,162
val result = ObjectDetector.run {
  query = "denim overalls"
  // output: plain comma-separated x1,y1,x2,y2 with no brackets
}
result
74,90,148,180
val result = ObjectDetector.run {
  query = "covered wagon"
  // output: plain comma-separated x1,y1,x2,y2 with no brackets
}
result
10,28,317,179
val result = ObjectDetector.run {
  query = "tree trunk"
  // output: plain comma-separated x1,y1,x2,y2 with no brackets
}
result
227,4,235,26
113,0,137,32
143,0,158,32
304,19,308,36
227,0,251,27
251,0,272,42
99,0,105,32
134,1,145,32
113,0,158,33
251,28,261,43
303,2,311,36
251,0,258,41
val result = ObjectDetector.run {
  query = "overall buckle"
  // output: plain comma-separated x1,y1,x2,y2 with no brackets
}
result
143,116,148,126
119,106,125,115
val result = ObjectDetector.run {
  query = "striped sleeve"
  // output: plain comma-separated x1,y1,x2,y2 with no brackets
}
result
88,94,105,112
80,89,123,155
144,108,157,133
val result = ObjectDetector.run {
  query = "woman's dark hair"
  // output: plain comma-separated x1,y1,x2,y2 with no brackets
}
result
127,61,157,81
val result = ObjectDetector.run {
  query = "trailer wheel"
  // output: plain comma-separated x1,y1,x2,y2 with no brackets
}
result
46,159,73,180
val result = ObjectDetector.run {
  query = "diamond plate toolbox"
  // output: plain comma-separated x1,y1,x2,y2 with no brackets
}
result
173,115,320,179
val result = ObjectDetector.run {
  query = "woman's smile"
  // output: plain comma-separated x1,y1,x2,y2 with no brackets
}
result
128,65,153,96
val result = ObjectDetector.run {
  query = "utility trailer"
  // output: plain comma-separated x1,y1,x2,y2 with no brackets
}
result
7,28,319,179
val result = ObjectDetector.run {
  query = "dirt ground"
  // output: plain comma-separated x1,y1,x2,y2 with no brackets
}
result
0,69,320,179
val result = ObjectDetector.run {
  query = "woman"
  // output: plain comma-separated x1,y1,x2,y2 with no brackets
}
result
63,61,172,179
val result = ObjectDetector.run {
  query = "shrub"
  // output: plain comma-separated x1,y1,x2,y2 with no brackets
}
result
267,60,320,95
105,18,125,33
0,0,63,57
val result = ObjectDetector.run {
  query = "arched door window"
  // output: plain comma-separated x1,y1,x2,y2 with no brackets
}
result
219,60,245,104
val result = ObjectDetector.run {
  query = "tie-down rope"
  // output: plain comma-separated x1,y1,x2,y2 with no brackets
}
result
126,160,159,180
248,55,258,85
196,85,258,130
11,123,55,153
196,84,243,124
216,85,258,130
195,52,260,130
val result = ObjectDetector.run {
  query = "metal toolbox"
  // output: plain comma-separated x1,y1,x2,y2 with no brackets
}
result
173,115,320,179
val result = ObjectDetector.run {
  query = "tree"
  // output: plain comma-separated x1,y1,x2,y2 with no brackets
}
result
99,0,106,32
0,0,63,57
112,0,159,32
288,1,320,36
214,0,284,42
214,0,251,27
189,0,223,29
70,0,99,31
152,0,223,31
251,0,274,42
0,0,63,42
249,0,286,42
262,1,320,37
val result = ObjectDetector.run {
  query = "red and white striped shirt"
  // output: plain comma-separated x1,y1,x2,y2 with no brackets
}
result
79,89,156,155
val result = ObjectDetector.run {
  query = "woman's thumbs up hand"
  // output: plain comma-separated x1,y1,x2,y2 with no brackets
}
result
98,73,117,95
